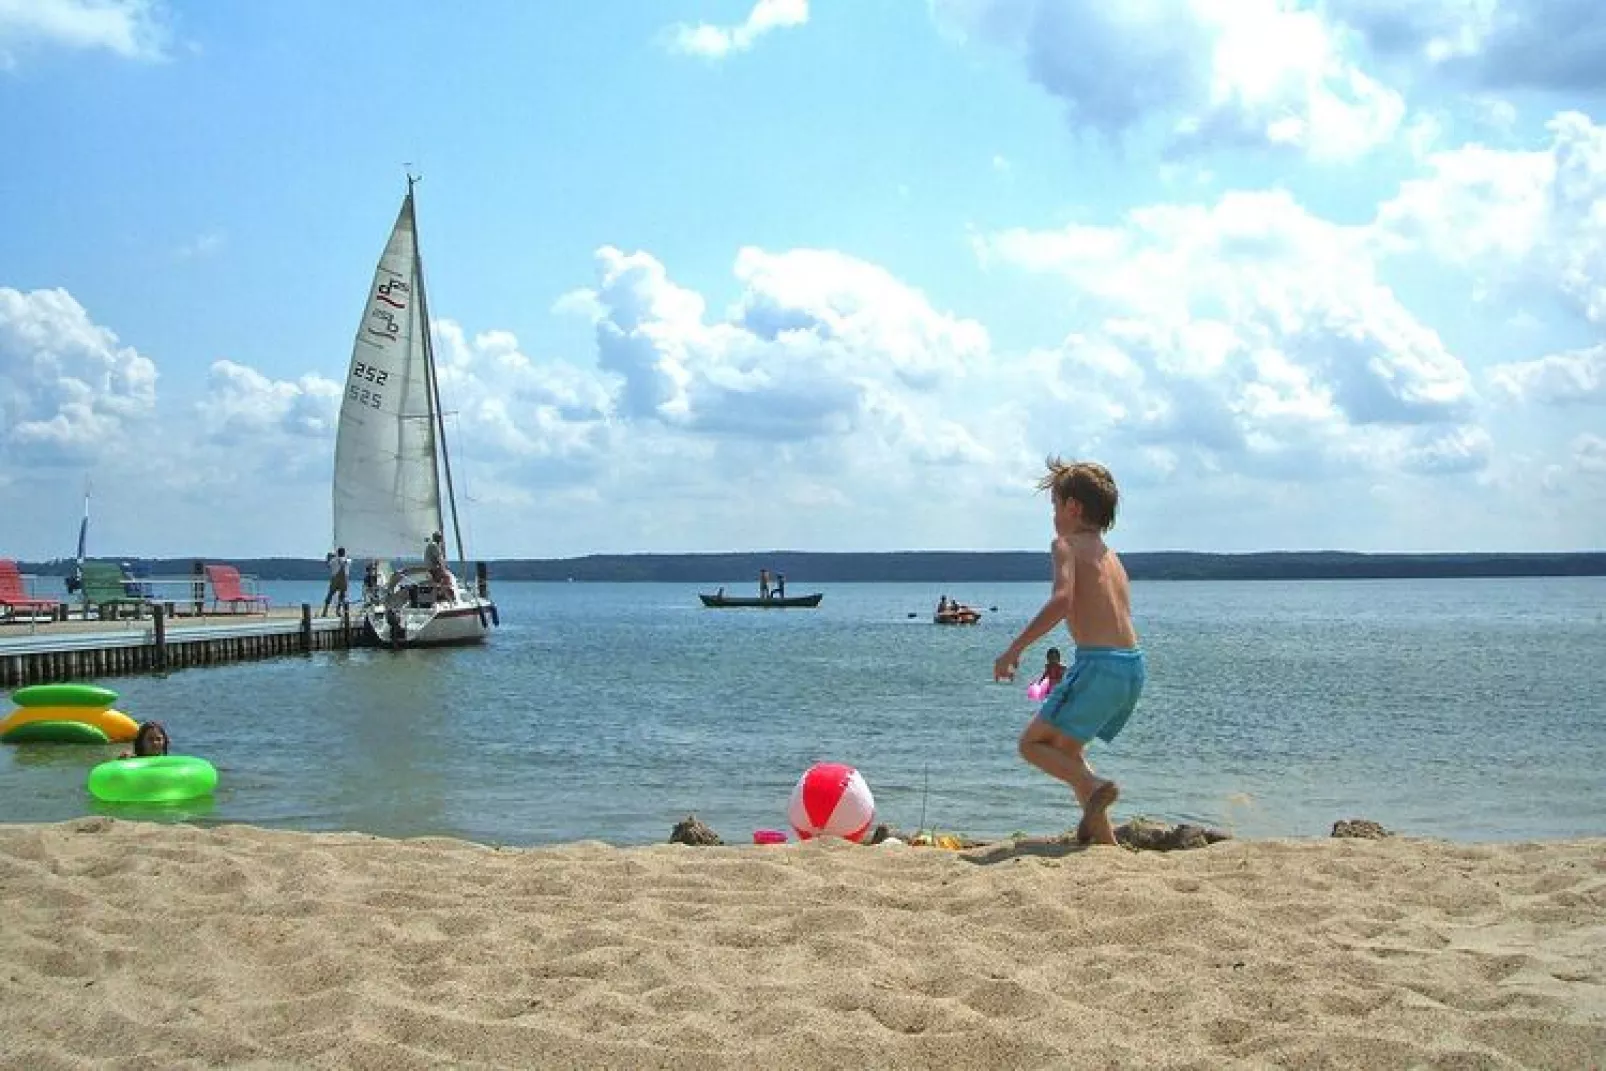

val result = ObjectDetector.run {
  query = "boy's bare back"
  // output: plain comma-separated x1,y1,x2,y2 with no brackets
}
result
1057,531,1138,650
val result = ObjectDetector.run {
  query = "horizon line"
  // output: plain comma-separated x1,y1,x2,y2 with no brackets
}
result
19,548,1606,563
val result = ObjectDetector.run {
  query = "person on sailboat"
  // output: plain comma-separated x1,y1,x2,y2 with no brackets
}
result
425,531,457,599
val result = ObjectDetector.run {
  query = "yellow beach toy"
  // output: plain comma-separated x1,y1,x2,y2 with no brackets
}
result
0,683,138,744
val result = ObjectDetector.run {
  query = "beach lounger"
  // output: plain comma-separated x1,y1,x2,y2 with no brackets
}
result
79,560,156,620
0,558,62,622
204,563,270,614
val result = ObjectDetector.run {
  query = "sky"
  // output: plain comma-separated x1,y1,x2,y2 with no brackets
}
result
1,0,1604,560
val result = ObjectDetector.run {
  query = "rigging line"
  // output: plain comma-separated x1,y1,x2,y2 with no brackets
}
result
410,184,469,573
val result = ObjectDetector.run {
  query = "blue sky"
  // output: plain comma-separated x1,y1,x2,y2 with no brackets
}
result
2,0,1603,560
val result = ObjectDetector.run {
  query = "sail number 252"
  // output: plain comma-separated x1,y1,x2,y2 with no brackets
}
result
349,361,388,409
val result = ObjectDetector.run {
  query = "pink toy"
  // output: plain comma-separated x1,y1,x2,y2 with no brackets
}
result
753,829,788,845
1026,678,1050,702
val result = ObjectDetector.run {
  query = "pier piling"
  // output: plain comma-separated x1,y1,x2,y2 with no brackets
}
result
153,604,167,671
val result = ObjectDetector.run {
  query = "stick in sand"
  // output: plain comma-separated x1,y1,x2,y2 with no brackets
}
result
918,763,929,836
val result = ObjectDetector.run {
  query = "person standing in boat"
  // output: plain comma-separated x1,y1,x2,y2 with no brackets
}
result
425,531,455,599
775,572,786,599
759,568,771,600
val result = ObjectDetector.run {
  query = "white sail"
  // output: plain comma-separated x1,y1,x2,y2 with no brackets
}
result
332,193,443,560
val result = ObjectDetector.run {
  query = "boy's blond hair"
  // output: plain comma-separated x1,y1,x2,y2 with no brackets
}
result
1036,456,1119,531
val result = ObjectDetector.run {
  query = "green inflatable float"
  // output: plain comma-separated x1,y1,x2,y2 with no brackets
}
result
86,756,219,804
12,683,120,708
2,721,110,744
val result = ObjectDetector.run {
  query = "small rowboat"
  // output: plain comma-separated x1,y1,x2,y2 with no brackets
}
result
934,607,982,625
699,593,823,608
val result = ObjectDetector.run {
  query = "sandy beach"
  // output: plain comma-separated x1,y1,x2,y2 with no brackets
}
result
0,819,1601,1069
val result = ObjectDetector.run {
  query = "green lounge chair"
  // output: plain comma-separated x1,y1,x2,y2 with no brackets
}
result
79,561,155,620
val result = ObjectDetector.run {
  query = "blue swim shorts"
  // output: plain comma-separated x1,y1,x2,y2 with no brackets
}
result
1037,646,1146,744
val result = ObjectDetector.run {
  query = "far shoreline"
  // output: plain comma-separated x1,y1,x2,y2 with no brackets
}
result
16,549,1606,584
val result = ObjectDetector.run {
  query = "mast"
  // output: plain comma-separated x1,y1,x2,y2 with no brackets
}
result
73,478,90,614
408,175,470,572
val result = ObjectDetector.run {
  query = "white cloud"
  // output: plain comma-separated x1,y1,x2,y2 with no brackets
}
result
667,0,807,59
1328,0,1606,93
1490,344,1605,405
199,359,339,446
0,0,168,67
429,320,614,486
174,230,224,260
1576,433,1606,473
934,0,1405,161
570,244,989,440
1472,95,1518,130
1375,110,1606,324
0,287,157,464
975,187,1483,478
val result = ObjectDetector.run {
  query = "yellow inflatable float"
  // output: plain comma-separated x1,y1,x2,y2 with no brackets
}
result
0,683,138,744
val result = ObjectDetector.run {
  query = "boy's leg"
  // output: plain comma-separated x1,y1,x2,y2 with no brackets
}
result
1018,718,1119,845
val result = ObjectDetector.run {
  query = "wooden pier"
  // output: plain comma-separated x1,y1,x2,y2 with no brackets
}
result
0,605,373,687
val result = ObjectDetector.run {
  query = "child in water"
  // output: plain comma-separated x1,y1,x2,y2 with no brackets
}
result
1036,647,1065,690
119,721,170,760
994,457,1145,847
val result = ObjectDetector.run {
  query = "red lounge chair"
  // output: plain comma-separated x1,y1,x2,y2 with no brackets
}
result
0,559,62,621
204,563,270,614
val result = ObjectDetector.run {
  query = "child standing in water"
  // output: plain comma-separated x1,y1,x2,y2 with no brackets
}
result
119,721,170,760
1036,647,1066,691
994,458,1145,846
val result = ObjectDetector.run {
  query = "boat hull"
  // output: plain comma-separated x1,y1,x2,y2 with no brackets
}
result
365,600,494,646
934,610,982,625
698,593,823,608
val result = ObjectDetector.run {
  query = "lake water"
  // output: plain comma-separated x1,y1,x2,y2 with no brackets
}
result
3,578,1604,846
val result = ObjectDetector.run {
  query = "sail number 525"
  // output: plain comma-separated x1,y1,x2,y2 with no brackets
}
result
348,384,383,409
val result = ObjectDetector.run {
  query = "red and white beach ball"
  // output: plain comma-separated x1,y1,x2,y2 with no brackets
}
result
788,762,875,842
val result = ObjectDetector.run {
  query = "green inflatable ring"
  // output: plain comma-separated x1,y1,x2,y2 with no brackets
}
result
2,720,110,744
12,683,119,708
86,755,219,803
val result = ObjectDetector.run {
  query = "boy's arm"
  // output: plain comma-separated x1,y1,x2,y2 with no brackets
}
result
995,539,1077,679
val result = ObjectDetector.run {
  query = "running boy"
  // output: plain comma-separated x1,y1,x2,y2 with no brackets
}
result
994,458,1144,846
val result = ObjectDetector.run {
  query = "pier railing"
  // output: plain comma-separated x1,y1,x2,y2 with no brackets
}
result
6,568,269,635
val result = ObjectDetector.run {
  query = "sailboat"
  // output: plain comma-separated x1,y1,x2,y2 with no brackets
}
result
64,482,88,600
332,177,498,647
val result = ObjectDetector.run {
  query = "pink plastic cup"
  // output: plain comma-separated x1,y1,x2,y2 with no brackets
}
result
753,829,788,845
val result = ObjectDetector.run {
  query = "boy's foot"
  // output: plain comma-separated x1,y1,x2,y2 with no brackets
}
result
1076,779,1120,845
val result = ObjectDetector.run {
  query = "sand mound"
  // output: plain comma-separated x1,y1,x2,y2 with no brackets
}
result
1,819,1601,1068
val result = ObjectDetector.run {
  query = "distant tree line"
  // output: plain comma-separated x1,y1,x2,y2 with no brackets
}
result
17,550,1606,583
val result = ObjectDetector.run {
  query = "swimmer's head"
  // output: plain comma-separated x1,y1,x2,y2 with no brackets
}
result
133,721,169,757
